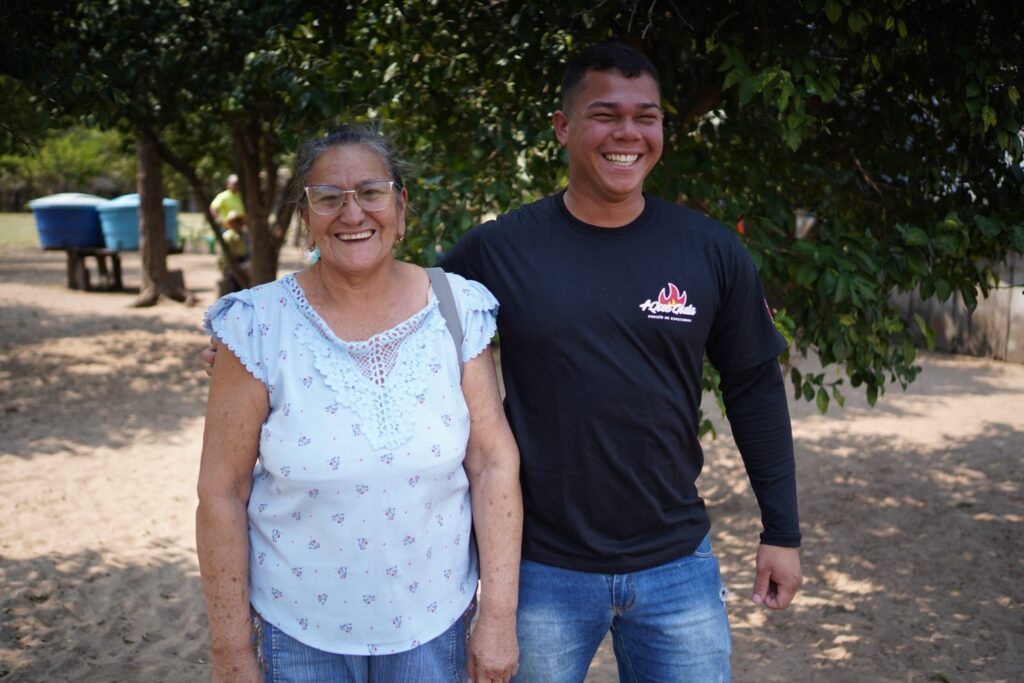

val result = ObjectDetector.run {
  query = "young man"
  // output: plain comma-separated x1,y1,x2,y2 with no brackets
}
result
439,42,802,681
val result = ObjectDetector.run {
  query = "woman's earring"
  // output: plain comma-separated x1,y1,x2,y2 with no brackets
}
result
306,244,321,264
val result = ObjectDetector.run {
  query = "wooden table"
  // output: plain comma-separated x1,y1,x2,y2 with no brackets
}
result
45,245,183,291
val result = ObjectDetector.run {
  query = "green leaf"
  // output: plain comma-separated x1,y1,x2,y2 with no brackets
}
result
934,279,952,302
816,387,829,413
866,383,878,407
975,215,1001,238
802,381,815,402
903,226,930,246
796,261,818,287
1010,86,1021,106
791,368,803,400
832,385,846,408
982,105,998,129
962,286,978,313
824,0,843,24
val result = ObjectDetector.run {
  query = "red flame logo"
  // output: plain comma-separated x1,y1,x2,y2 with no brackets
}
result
658,283,686,306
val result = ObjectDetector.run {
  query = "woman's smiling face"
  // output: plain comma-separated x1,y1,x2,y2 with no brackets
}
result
302,143,406,276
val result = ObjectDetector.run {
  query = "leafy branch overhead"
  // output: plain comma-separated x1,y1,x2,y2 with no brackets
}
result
2,0,1021,411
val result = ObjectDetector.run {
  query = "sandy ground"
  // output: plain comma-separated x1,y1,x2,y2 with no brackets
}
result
1,246,1021,683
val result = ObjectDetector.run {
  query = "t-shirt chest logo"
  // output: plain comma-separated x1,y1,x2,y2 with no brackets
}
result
639,282,697,322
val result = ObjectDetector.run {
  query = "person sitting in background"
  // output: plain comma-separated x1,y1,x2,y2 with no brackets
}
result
196,124,522,683
216,210,250,295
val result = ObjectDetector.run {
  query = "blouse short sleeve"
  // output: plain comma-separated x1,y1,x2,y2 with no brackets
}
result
446,273,498,364
203,290,269,385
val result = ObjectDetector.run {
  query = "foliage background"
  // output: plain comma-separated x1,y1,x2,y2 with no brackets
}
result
1,0,1022,411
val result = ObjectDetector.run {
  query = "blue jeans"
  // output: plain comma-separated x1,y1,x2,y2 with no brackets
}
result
253,601,474,682
513,534,731,683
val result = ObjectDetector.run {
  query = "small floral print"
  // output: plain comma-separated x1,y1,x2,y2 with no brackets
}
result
444,569,453,579
410,639,420,648
258,503,268,513
431,444,441,458
331,513,345,525
403,535,415,545
427,602,438,613
302,376,313,388
385,566,398,577
447,471,455,480
307,488,319,498
357,538,369,550
278,297,287,307
271,588,283,600
441,414,452,427
355,484,369,495
459,583,466,594
257,552,266,565
297,436,311,447
454,534,461,546
336,566,348,579
268,384,277,394
261,427,272,441
429,363,442,374
408,582,419,593
379,453,393,465
282,402,291,416
317,593,328,605
426,547,432,560
298,618,308,631
392,616,402,629
384,507,395,521
367,644,379,654
435,514,445,527
280,466,291,478
351,424,362,437
290,511,302,521
292,567,303,578
271,529,281,543
408,475,420,487
416,393,426,404
278,349,288,359
308,538,320,550
424,499,433,511
328,456,340,470
340,623,352,634
325,402,339,415
362,594,376,605
258,323,270,336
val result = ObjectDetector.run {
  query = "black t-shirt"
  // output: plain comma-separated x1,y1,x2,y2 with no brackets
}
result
441,191,795,572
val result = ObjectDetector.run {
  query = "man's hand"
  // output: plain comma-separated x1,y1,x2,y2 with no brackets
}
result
751,544,802,610
201,337,218,377
467,614,519,683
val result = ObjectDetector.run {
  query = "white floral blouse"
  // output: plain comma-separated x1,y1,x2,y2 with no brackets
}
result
203,271,498,655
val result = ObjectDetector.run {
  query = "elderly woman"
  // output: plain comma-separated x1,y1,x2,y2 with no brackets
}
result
196,126,522,683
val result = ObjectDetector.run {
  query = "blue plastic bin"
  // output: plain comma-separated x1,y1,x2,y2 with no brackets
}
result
97,193,181,250
28,193,107,248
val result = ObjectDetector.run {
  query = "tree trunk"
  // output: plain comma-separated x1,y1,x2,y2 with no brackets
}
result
230,118,280,285
133,131,195,307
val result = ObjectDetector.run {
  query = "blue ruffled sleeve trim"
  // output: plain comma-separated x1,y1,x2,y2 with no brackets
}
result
444,273,499,363
202,290,269,385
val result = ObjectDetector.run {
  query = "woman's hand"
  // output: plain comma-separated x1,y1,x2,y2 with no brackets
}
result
200,337,218,377
467,614,519,683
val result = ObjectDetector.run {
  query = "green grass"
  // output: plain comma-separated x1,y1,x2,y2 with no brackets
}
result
0,213,42,248
0,211,212,250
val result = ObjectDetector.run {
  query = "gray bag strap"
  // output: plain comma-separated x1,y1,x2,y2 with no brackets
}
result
427,267,464,379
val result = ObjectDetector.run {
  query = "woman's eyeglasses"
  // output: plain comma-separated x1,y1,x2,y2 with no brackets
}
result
304,181,395,215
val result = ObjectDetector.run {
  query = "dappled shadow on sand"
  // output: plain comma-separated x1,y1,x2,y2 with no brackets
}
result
703,420,1022,682
0,301,209,459
0,549,209,682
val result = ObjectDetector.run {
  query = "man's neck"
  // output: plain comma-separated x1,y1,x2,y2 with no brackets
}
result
562,185,646,228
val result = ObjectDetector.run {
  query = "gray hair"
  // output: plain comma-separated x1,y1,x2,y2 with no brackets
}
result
294,124,411,213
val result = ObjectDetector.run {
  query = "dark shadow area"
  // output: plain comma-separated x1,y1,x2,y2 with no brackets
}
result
704,421,1023,681
0,301,210,459
0,549,209,682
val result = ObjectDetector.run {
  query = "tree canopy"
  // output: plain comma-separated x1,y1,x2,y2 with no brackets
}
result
2,0,1022,410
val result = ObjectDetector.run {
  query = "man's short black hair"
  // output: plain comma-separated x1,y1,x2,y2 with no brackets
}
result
561,42,661,110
